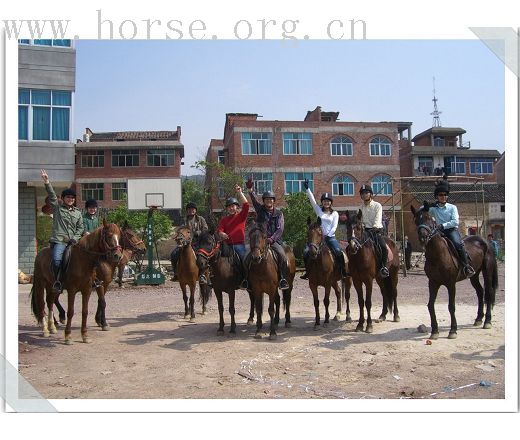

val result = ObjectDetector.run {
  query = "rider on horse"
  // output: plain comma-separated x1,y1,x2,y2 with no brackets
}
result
41,169,84,294
208,184,249,289
359,184,390,278
245,177,290,290
300,179,348,280
171,201,209,282
83,198,103,288
429,177,476,277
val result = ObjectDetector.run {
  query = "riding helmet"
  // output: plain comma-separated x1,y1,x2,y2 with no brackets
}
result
186,201,198,210
85,198,98,209
225,197,240,207
434,179,450,197
61,188,76,198
359,184,373,195
262,190,276,201
320,193,334,203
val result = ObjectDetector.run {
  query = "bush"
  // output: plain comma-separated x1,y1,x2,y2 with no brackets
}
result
36,214,53,252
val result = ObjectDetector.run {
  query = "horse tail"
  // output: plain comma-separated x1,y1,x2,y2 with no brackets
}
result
30,284,44,324
490,256,498,307
199,283,212,305
382,276,394,315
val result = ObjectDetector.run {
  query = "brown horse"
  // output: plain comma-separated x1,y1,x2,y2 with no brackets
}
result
53,223,146,330
247,224,296,340
411,202,497,339
172,226,211,321
345,210,399,333
305,217,352,328
31,220,123,344
196,229,254,335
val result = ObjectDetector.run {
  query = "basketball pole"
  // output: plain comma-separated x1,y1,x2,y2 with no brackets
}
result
135,206,166,286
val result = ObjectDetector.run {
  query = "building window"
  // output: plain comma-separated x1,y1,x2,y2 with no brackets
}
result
112,150,139,167
217,179,226,199
18,88,71,141
445,156,466,175
147,149,174,166
283,133,313,155
332,175,354,196
112,182,127,201
469,158,494,175
330,136,353,156
418,156,433,171
20,39,72,47
369,136,391,156
80,150,105,168
217,150,225,165
81,183,104,201
433,136,445,147
245,172,273,193
284,172,313,194
371,175,393,196
241,133,272,155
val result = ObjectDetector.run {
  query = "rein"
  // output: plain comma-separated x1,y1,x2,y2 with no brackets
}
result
121,229,145,252
197,241,221,260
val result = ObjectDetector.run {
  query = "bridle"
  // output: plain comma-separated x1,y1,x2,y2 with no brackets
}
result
173,228,192,248
197,238,221,263
121,228,145,253
307,225,325,259
250,229,269,262
347,221,371,255
415,210,440,245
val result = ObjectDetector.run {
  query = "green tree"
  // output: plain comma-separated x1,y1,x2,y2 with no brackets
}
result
281,192,316,263
36,215,53,252
181,178,208,216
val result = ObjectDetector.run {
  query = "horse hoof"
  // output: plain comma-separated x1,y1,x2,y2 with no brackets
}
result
313,325,320,331
50,327,57,334
345,317,352,323
333,315,340,321
483,322,492,329
254,333,262,339
323,322,329,328
378,315,386,322
43,331,50,338
64,339,73,345
102,325,110,331
474,320,483,327
247,319,254,326
430,333,439,340
365,326,373,334
217,330,224,336
184,314,190,319
355,325,364,332
393,316,400,323
285,322,291,328
229,331,236,337
82,337,92,344
448,332,457,339
269,334,277,341
59,318,66,325
189,318,196,323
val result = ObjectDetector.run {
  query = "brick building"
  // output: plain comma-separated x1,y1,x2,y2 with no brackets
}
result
206,106,411,214
75,127,184,212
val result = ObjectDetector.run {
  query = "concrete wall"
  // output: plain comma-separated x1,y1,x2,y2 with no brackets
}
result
18,183,37,274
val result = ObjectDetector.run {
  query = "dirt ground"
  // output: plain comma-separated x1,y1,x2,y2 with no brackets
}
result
18,262,506,401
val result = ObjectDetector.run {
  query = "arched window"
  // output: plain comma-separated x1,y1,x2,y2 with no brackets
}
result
371,175,393,195
330,136,353,156
332,175,354,196
369,136,392,156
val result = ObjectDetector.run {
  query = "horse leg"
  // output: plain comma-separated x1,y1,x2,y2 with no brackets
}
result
268,293,277,340
470,275,485,326
80,289,93,343
189,283,196,322
180,284,189,319
365,281,373,334
95,286,109,331
215,289,225,335
323,284,331,327
247,291,255,325
427,279,441,340
392,273,400,323
283,288,292,328
482,263,494,329
229,291,236,335
344,278,352,323
64,291,75,345
274,291,280,327
353,279,365,332
54,293,66,325
117,263,123,288
254,293,264,339
332,281,342,321
45,289,57,336
310,283,321,329
375,278,388,321
447,283,458,339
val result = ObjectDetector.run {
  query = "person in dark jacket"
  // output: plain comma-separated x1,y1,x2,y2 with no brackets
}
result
245,178,289,290
83,199,100,234
41,169,84,293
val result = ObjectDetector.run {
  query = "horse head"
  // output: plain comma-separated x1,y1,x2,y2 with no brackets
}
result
121,223,146,256
306,216,323,260
249,222,268,263
411,201,436,245
99,219,124,263
196,229,220,273
345,210,364,254
174,225,192,248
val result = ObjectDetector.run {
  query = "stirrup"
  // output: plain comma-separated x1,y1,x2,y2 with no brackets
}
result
299,272,309,280
464,265,476,277
379,267,390,278
279,279,290,290
52,280,62,293
240,279,249,290
199,274,208,285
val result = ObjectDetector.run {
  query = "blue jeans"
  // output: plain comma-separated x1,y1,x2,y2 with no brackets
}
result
303,236,342,258
51,242,66,270
231,243,247,261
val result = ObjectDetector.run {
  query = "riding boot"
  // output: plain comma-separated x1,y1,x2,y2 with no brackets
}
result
300,253,309,280
52,263,63,293
457,246,476,277
378,236,390,278
170,249,180,281
278,260,290,290
335,253,349,277
240,255,250,290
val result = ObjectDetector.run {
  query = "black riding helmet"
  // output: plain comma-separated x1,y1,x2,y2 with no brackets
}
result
85,198,98,209
186,201,197,210
359,184,373,195
320,193,333,203
262,190,276,201
61,188,76,198
225,197,240,207
434,180,450,197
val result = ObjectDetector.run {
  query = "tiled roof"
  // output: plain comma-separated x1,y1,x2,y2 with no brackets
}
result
89,131,179,142
402,181,505,203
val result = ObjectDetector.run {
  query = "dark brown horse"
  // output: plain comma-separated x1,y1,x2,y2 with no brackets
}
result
172,226,211,321
31,220,123,344
305,217,352,328
53,223,146,330
247,224,296,340
411,202,497,339
345,210,399,333
196,229,254,335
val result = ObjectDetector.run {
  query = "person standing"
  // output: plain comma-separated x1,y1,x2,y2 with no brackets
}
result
403,235,412,270
487,234,499,259
41,169,84,293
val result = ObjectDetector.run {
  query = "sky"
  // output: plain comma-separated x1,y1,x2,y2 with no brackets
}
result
74,39,505,175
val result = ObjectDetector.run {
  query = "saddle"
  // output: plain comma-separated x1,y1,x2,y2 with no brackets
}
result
220,242,243,277
438,233,469,271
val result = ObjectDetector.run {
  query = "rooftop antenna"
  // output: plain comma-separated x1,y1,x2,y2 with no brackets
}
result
431,76,442,127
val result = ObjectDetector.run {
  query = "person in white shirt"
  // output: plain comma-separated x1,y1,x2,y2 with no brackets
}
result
300,179,348,280
359,184,389,278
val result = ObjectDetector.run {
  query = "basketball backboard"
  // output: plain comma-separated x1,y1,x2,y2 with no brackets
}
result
127,178,182,210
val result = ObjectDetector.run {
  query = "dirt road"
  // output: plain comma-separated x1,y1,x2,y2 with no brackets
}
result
18,263,506,401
